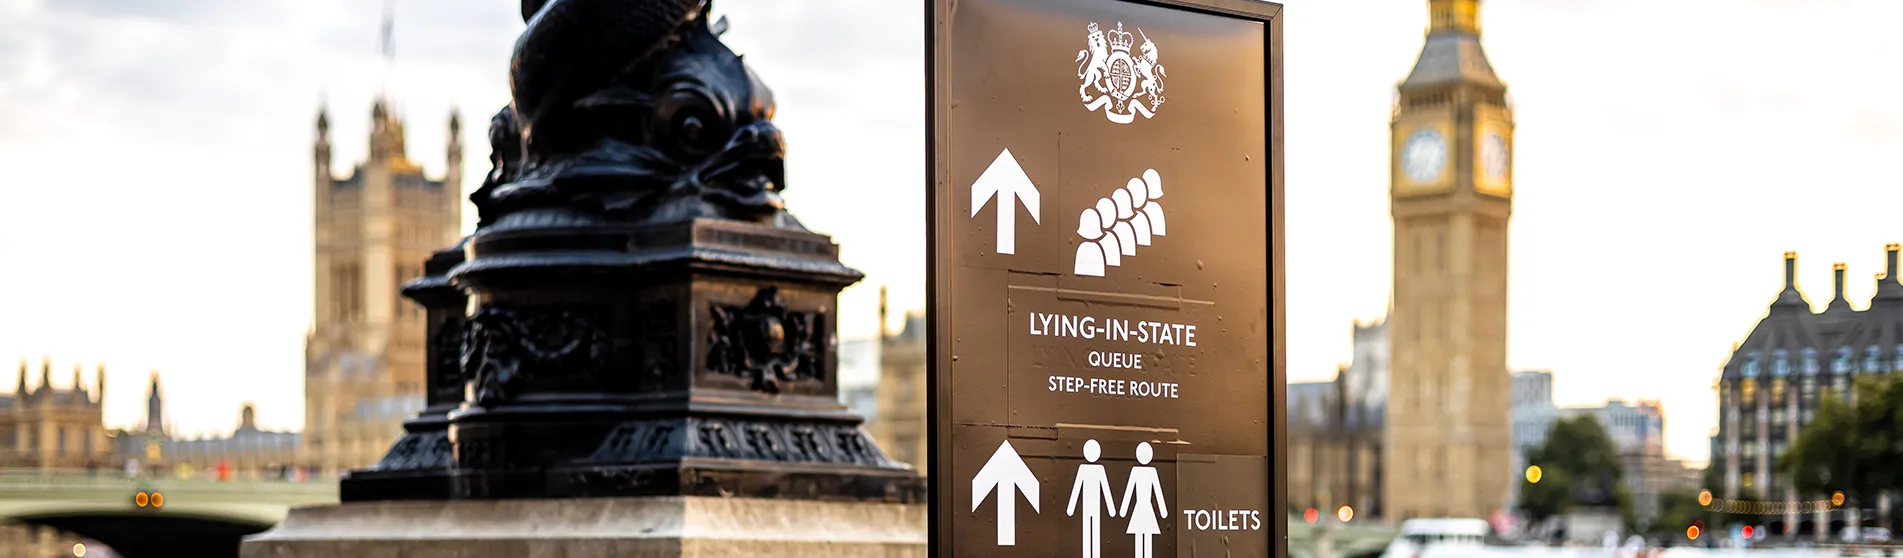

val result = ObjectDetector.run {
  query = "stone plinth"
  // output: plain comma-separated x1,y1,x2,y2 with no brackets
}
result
241,497,924,558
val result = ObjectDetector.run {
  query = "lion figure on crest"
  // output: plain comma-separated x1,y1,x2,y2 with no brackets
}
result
1076,22,1110,102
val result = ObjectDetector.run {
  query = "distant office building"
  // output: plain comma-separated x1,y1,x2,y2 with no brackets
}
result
1511,371,1670,523
867,287,927,473
1288,319,1388,519
1,359,110,469
303,97,463,476
1560,400,1667,523
1510,370,1686,524
1711,247,1903,539
1508,370,1557,507
836,336,881,426
1343,319,1390,422
837,338,880,391
840,384,878,425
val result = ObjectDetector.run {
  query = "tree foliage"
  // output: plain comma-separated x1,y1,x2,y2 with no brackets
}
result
1519,415,1633,525
1779,375,1903,509
1653,489,1712,539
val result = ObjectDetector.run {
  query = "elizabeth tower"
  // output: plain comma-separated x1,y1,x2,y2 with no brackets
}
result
1384,0,1514,519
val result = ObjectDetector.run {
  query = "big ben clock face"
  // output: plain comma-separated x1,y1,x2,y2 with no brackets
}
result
1402,129,1447,183
1481,132,1509,182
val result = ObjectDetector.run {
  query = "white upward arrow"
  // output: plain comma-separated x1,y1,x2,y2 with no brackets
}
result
971,149,1041,255
971,440,1040,546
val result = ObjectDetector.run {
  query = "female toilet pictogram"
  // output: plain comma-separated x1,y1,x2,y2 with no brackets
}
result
1118,442,1167,558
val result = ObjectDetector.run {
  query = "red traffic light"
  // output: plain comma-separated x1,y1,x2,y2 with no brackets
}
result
1304,508,1319,523
1742,525,1755,538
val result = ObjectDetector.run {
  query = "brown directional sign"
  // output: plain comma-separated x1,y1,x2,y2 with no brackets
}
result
928,0,1285,556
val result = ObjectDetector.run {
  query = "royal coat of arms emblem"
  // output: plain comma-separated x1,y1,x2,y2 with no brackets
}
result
1076,21,1166,124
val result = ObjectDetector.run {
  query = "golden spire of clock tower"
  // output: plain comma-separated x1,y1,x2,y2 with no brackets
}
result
1428,0,1481,36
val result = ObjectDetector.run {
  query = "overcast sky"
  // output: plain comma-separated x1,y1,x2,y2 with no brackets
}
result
3,0,1902,465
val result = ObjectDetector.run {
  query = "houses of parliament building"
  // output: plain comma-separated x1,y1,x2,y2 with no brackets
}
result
305,97,463,475
1,360,110,469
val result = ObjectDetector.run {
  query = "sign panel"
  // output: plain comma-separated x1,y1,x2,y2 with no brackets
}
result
929,0,1285,556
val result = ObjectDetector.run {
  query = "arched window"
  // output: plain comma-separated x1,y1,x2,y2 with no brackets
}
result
1804,348,1820,375
1865,345,1884,375
1835,346,1854,374
1743,354,1761,378
1773,350,1790,377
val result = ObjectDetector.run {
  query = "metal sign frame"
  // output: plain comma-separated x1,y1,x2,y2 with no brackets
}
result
927,0,1284,555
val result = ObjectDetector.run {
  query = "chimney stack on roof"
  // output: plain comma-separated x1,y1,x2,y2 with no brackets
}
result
1873,243,1903,303
1887,244,1900,280
1774,251,1811,309
1834,262,1848,300
1785,251,1798,289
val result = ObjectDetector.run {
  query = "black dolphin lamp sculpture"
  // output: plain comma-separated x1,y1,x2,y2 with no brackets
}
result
473,0,798,229
389,0,924,504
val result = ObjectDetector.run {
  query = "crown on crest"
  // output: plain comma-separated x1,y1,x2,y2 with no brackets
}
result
1087,22,1101,34
1107,23,1135,52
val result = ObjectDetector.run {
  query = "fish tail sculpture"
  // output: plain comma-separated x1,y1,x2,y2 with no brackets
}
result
511,0,708,159
478,0,798,229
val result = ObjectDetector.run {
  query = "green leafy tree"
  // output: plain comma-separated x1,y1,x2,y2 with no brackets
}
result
1780,375,1903,520
1519,415,1633,527
1653,490,1712,539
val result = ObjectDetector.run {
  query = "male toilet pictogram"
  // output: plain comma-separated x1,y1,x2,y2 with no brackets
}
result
1066,439,1118,558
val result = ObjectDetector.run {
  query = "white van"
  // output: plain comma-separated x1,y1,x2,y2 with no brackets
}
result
1379,519,1494,558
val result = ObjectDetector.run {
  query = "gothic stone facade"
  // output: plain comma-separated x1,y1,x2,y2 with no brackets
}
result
1385,0,1516,520
305,100,463,475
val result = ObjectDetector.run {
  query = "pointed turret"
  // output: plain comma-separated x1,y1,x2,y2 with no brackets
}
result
14,359,25,399
315,104,333,187
240,403,258,432
96,364,106,405
71,364,85,400
370,97,410,163
447,109,464,189
145,371,166,437
38,358,52,393
878,285,890,341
